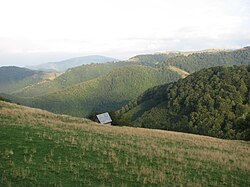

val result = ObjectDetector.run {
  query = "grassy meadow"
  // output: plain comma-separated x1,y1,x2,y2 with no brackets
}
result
0,101,249,186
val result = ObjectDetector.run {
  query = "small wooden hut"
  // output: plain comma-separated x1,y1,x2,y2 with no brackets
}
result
95,112,112,124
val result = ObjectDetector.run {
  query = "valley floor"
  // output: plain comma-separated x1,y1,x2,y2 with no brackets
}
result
0,101,249,186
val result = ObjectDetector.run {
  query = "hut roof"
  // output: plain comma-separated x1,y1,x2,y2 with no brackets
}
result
96,112,112,124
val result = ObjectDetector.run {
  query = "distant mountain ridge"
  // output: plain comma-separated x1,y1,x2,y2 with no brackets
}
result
157,48,233,56
129,48,233,62
128,53,179,65
28,55,119,72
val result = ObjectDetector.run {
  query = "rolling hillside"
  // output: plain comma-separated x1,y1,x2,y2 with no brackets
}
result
28,55,119,72
13,51,183,98
0,101,249,186
19,46,250,98
11,65,181,117
114,66,250,140
2,47,250,119
13,62,128,97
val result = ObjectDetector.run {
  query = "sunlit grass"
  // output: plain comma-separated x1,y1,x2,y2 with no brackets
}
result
0,101,249,186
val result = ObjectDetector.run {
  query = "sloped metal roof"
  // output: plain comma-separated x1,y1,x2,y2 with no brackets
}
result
96,112,112,124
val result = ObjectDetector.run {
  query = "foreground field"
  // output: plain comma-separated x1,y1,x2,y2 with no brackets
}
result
0,101,249,186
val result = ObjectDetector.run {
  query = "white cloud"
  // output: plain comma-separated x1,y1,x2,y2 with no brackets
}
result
0,0,249,65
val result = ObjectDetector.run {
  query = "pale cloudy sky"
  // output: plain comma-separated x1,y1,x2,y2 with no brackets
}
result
0,0,250,66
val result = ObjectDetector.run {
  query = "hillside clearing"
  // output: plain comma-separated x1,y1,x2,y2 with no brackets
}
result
167,65,190,78
0,101,249,186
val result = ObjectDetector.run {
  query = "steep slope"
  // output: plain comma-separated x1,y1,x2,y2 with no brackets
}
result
114,66,250,140
159,48,232,56
28,55,119,72
0,101,249,186
0,66,55,94
10,65,181,117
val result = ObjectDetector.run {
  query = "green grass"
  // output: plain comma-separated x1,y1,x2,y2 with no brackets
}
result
0,101,250,186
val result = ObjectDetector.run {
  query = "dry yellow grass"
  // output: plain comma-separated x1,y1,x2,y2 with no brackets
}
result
167,65,190,78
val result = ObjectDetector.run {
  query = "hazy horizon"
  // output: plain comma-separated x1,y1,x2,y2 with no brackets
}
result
0,0,250,66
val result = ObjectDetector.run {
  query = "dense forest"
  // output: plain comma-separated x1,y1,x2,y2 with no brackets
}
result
113,66,250,140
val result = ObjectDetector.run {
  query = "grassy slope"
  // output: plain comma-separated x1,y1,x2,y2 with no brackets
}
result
0,101,249,186
167,66,190,78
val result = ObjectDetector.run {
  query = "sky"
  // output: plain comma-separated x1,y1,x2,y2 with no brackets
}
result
0,0,250,66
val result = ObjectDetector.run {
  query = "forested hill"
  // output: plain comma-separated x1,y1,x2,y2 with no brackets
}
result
11,53,185,98
11,46,250,98
114,65,250,140
157,46,250,73
2,47,250,118
13,62,128,97
10,65,181,117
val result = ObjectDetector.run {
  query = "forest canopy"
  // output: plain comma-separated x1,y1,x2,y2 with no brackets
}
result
113,65,250,140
